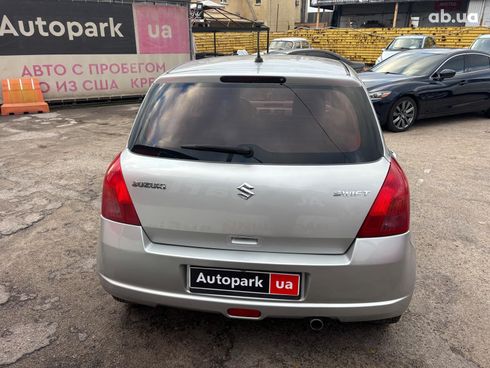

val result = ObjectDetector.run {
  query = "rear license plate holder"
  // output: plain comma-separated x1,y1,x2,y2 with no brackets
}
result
188,266,301,300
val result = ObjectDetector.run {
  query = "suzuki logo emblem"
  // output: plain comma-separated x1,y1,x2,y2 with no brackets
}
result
237,183,255,200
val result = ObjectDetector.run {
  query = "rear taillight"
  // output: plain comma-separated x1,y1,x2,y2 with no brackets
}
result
101,152,141,226
357,158,409,238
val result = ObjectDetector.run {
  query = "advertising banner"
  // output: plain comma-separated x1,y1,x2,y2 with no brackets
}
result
0,0,190,102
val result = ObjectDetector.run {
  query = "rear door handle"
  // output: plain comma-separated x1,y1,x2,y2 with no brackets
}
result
459,80,468,85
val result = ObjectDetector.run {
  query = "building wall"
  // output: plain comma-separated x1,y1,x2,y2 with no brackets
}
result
254,0,301,31
484,1,490,25
218,0,255,19
337,1,472,28
467,0,490,26
338,3,410,28
219,0,301,31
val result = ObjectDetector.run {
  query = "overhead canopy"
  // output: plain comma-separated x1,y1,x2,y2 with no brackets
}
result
190,1,269,33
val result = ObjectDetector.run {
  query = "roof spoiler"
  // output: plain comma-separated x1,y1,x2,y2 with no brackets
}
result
220,76,286,84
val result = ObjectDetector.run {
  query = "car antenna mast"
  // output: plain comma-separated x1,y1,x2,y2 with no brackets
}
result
254,22,264,63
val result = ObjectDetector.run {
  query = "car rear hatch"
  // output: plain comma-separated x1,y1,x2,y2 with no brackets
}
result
123,76,387,255
123,152,388,254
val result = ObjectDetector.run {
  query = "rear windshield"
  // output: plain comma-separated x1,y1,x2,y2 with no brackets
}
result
130,82,383,165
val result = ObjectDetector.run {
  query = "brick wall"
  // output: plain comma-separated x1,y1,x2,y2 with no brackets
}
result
193,27,490,64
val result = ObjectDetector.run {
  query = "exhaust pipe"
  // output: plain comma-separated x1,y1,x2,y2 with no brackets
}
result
309,318,324,331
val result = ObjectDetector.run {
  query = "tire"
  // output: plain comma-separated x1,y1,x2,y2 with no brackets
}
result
386,97,418,132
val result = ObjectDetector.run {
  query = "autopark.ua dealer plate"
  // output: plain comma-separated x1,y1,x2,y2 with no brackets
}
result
188,266,301,300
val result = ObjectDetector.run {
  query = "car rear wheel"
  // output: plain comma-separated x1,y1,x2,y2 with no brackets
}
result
386,97,417,132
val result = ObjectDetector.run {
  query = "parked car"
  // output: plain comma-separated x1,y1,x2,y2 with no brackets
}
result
268,37,310,54
281,48,366,72
375,35,436,65
471,34,490,53
98,55,415,325
360,49,490,132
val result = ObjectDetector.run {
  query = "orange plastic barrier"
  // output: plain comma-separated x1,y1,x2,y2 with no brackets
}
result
1,78,49,116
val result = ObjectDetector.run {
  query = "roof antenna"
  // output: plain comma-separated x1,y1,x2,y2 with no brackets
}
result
254,22,263,63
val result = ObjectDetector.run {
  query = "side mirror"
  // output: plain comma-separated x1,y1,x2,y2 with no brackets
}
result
381,48,385,52
434,69,456,81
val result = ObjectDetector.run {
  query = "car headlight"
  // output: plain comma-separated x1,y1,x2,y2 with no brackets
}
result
369,91,392,101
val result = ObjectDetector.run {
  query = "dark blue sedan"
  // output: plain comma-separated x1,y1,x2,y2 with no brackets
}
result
359,49,490,132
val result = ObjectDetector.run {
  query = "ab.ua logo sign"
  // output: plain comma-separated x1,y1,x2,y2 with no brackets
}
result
429,9,479,24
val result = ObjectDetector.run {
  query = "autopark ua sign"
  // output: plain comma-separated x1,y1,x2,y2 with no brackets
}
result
0,15,125,41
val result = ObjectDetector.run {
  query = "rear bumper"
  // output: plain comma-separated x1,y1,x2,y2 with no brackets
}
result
97,218,416,322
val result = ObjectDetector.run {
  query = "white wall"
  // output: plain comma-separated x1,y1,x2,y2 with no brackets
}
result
466,0,489,25
482,0,490,26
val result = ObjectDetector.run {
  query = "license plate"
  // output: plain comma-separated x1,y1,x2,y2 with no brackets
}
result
188,266,301,300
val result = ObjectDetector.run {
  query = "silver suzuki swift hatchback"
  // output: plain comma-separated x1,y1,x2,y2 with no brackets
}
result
98,56,415,324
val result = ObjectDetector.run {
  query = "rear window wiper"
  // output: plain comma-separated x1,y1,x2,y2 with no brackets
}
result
181,144,254,158
132,144,198,160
